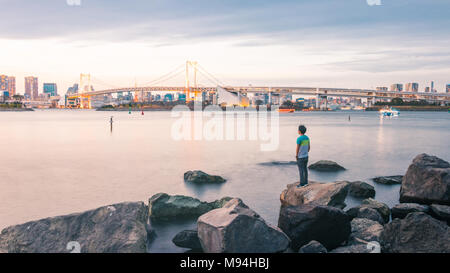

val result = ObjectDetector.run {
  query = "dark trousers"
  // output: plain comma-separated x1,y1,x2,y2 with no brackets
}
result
297,157,309,186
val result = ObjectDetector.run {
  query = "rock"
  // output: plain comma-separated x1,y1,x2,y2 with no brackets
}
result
280,181,350,209
330,244,374,253
380,212,450,253
430,204,450,224
197,198,290,253
391,203,430,219
308,160,346,172
172,230,202,250
298,240,327,253
348,218,383,245
0,202,152,253
346,206,385,225
361,198,391,223
278,204,351,251
258,161,297,166
372,175,403,185
184,170,226,184
400,154,450,205
348,181,376,198
148,193,232,221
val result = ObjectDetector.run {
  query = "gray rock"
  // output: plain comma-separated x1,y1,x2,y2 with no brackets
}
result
362,198,391,223
372,176,403,185
308,160,346,172
380,212,450,253
0,202,152,253
184,170,226,184
348,218,383,245
278,204,351,251
148,193,232,221
391,203,430,219
346,206,385,225
400,154,450,205
172,230,202,250
197,198,290,253
430,204,450,224
330,244,374,253
280,181,350,209
348,181,376,198
298,240,328,253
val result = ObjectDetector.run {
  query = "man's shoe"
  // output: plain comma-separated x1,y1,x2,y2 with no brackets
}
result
296,184,307,188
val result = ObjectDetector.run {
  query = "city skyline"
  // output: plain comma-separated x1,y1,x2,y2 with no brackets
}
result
1,0,450,95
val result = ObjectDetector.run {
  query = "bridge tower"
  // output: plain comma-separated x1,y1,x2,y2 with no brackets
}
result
185,61,199,102
79,73,92,109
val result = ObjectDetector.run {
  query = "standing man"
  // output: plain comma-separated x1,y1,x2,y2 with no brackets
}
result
296,125,310,188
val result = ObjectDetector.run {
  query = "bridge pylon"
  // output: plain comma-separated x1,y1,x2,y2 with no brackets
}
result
79,73,92,109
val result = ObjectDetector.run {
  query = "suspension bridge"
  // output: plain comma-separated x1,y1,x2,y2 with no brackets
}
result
68,61,450,109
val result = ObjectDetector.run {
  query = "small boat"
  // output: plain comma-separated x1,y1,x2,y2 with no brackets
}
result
380,107,400,117
278,109,295,113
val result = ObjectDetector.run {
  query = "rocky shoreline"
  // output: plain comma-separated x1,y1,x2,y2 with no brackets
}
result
1,154,449,253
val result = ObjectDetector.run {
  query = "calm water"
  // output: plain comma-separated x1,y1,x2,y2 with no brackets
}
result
0,110,449,252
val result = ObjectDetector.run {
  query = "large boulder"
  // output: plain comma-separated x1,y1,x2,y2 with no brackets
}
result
0,202,152,253
197,199,290,253
298,240,327,253
308,160,346,172
348,218,383,245
172,230,202,251
430,204,450,225
362,198,391,223
148,193,232,221
348,181,376,198
184,170,226,184
280,181,350,209
391,203,429,219
372,176,403,185
346,206,385,225
380,212,450,253
400,154,450,205
278,204,351,251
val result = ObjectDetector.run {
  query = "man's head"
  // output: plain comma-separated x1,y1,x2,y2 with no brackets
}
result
298,125,307,135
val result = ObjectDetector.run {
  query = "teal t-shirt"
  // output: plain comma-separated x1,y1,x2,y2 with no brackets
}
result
297,135,310,158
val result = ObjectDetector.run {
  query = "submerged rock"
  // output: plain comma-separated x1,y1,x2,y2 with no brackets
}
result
348,181,376,198
346,206,385,225
172,230,202,251
400,154,450,205
148,193,232,221
0,202,152,253
380,212,450,253
391,203,430,219
298,240,328,253
278,204,351,251
184,170,226,184
280,181,350,209
308,160,346,172
197,198,290,253
258,161,297,166
372,176,403,185
430,204,450,224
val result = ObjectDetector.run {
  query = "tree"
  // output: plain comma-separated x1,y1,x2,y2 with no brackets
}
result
391,98,404,105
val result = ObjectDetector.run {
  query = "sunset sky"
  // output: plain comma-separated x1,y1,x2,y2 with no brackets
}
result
1,0,450,94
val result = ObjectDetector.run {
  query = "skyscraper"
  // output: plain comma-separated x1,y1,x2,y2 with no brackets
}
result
405,83,419,92
7,76,16,96
390,84,403,92
0,75,7,91
446,84,450,93
43,83,58,97
431,81,435,92
25,76,38,99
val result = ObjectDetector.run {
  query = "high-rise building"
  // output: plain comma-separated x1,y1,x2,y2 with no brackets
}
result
390,84,403,92
0,75,7,91
425,87,430,93
43,83,58,97
7,76,16,96
25,76,38,99
405,83,419,92
431,81,435,92
446,84,450,93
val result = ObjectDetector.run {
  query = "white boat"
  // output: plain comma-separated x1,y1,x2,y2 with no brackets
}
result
380,107,400,117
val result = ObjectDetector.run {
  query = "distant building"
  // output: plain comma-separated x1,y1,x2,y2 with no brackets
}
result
164,93,174,102
431,81,435,92
425,87,430,93
446,84,450,93
7,76,16,96
0,75,7,91
25,76,38,99
390,84,403,92
376,87,388,91
405,83,419,92
43,83,58,97
177,93,186,102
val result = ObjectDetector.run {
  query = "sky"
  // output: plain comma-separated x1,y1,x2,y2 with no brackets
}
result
1,0,450,95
